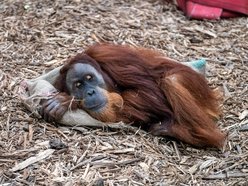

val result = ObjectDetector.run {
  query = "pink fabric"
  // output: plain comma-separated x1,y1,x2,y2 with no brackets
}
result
186,1,222,19
192,0,248,15
176,0,246,19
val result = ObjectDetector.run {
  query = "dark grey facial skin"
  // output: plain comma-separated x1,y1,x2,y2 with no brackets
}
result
66,63,107,111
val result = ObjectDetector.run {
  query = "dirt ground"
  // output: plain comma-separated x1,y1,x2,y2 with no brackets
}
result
0,0,248,185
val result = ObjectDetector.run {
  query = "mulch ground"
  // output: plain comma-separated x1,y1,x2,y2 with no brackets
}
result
0,0,247,185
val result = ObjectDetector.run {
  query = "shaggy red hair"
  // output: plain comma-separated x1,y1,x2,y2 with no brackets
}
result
54,43,226,148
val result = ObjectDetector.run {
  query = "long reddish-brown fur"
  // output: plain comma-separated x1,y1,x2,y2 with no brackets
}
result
54,43,226,148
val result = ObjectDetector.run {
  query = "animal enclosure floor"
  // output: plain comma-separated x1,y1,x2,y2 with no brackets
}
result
0,0,248,185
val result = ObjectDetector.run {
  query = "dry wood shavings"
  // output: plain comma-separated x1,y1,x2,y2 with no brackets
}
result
0,0,248,185
11,149,55,172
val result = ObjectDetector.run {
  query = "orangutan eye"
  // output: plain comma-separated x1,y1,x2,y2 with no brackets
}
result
75,82,82,88
85,74,93,81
